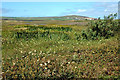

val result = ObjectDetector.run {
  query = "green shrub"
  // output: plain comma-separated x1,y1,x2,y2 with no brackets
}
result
81,13,118,40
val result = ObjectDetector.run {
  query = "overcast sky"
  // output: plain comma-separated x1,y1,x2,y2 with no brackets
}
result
1,2,118,18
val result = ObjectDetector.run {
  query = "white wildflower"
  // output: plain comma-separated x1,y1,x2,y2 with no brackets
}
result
45,67,47,70
75,66,77,69
37,59,39,62
47,60,50,63
29,51,32,54
34,50,37,53
68,62,70,64
44,63,47,66
40,64,43,66
13,62,15,65
32,53,34,55
20,51,23,53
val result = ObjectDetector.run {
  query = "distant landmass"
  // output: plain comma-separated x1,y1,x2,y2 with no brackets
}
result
2,15,97,21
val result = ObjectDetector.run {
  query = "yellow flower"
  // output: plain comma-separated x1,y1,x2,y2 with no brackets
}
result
14,75,18,78
32,74,35,78
22,74,25,79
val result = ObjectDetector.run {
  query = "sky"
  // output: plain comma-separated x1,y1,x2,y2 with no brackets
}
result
1,0,119,2
1,2,118,18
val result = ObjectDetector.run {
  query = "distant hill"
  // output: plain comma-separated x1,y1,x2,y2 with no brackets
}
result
2,15,97,21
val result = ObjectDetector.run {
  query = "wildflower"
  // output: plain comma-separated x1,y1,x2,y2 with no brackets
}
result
45,67,47,70
32,74,35,78
75,66,77,69
21,51,23,53
14,75,18,78
6,70,9,72
72,61,75,64
13,62,16,65
68,62,70,64
40,64,43,66
34,50,37,53
44,63,47,66
37,59,39,62
28,51,32,54
40,51,42,53
32,53,34,55
47,60,50,63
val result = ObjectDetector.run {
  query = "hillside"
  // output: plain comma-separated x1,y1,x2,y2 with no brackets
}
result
2,15,96,21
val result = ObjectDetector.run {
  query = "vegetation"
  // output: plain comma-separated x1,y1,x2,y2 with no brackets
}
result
2,14,119,79
81,13,119,40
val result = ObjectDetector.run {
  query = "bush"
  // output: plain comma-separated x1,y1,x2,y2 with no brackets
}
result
81,13,118,40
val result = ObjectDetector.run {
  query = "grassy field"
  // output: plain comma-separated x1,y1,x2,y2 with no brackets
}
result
1,16,120,79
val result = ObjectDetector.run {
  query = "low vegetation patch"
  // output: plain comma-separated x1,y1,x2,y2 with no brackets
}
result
2,14,119,79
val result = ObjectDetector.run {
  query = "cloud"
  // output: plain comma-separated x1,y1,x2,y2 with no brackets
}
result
103,3,118,15
60,2,118,18
87,2,118,18
1,8,13,14
94,2,118,13
104,9,107,12
77,9,87,13
60,8,87,16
